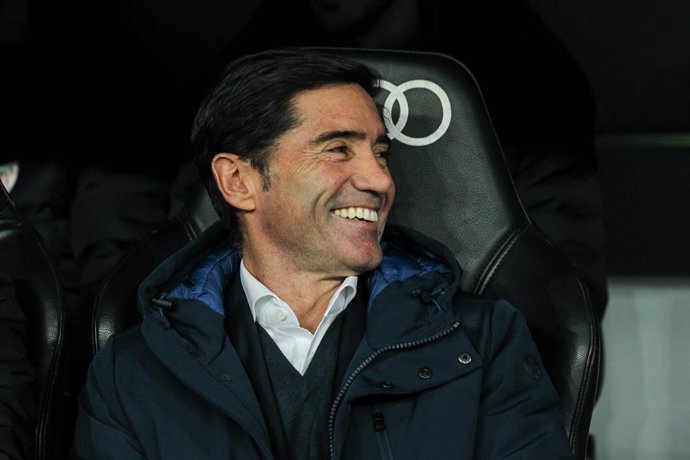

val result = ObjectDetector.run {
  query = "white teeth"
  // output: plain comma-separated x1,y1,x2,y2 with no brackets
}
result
333,207,378,222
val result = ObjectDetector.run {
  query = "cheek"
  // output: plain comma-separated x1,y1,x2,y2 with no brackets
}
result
383,181,396,212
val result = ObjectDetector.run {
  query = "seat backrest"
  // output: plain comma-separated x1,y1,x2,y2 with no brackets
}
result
91,179,217,355
0,181,67,460
91,48,600,459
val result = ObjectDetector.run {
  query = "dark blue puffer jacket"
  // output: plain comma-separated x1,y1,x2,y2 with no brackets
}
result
72,223,573,459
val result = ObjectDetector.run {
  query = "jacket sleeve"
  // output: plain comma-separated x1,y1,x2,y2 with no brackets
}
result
474,299,575,459
70,339,146,460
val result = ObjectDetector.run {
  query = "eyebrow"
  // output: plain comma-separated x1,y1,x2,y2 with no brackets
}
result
310,130,391,147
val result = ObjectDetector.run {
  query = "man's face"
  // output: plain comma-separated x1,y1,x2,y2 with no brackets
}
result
248,83,395,277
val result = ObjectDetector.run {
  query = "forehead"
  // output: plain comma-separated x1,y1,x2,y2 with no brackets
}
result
290,83,385,134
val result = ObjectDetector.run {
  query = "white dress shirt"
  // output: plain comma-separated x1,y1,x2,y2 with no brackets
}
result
239,259,358,375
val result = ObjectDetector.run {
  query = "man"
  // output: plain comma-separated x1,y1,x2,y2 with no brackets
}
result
72,48,574,459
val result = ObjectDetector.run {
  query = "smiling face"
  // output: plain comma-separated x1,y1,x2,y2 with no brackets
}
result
243,83,395,278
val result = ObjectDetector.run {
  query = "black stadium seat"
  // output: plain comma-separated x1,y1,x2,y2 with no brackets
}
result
0,181,68,460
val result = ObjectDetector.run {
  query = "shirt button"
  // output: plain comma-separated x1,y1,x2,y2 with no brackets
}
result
276,309,287,321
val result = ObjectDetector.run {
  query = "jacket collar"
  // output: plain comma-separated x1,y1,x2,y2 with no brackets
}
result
137,222,463,346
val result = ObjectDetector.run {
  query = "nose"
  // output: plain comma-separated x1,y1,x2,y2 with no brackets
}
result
350,150,395,197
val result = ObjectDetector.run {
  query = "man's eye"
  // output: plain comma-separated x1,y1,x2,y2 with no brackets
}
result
328,146,349,154
377,149,392,159
326,145,350,156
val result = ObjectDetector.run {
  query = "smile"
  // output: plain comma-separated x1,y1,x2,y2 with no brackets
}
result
333,207,379,222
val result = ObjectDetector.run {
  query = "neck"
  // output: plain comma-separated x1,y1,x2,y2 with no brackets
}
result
242,247,346,334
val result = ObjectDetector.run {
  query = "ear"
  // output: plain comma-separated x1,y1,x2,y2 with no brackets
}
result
211,153,260,212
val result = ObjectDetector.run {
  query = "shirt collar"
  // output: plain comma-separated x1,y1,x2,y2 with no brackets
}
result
239,258,358,323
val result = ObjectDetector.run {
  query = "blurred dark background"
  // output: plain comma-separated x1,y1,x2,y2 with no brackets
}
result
2,0,687,278
530,1,690,277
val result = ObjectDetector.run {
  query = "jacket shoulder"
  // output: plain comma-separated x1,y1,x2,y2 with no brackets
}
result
450,290,510,326
89,321,156,387
450,291,530,359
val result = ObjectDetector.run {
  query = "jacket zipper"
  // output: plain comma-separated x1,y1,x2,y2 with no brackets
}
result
328,320,461,459
371,405,393,460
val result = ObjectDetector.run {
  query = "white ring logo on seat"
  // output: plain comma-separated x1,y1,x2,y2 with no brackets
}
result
378,79,452,146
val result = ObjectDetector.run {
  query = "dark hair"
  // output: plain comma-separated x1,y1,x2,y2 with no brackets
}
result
191,47,381,238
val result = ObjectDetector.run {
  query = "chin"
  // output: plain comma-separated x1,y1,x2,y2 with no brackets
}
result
348,252,383,274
